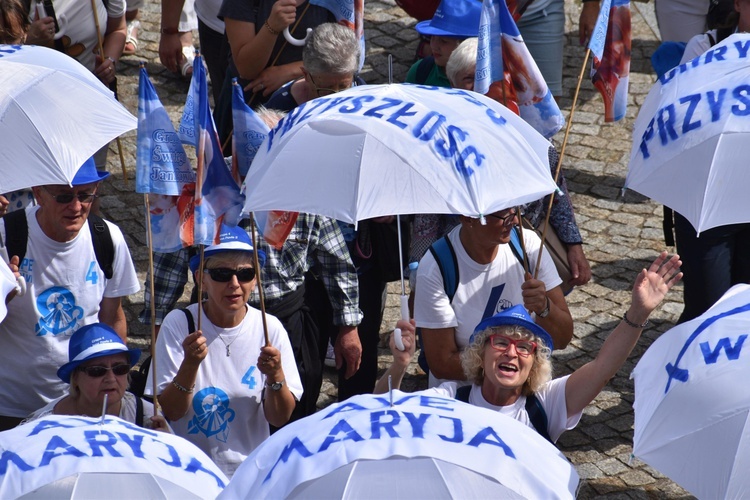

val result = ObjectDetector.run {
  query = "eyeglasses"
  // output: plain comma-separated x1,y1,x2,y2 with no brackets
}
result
308,73,354,97
488,334,537,357
77,363,131,377
43,187,98,204
204,267,256,283
486,210,518,227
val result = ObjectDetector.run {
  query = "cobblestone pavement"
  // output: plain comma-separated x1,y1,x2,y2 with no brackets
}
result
100,0,693,497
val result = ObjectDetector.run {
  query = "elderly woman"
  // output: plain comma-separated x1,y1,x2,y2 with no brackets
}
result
265,22,363,111
444,37,591,290
380,252,682,442
414,207,575,388
25,323,169,431
147,224,302,478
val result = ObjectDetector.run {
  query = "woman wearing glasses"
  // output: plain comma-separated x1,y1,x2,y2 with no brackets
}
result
414,208,575,388
147,225,302,478
379,252,682,442
24,323,170,431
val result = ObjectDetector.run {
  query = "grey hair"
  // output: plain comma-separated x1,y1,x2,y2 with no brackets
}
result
460,324,553,395
254,105,287,129
446,37,478,87
303,23,360,76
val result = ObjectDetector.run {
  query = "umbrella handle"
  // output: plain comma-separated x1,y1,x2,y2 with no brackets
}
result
392,294,409,351
283,27,312,46
15,276,26,297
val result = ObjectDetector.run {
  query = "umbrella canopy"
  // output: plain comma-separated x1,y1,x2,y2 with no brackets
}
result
242,83,556,223
632,284,750,499
218,391,579,499
0,45,136,193
0,259,18,323
0,415,228,499
625,33,750,233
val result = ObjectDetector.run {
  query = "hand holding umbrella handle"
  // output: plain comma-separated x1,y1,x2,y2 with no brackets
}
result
0,246,26,297
393,294,409,351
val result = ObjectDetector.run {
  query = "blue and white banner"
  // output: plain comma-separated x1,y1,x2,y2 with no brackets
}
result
589,0,630,122
220,391,578,499
625,33,750,232
231,78,270,177
475,0,565,139
178,51,203,147
0,415,228,498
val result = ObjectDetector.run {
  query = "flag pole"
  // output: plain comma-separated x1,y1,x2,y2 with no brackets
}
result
90,0,129,187
144,193,160,415
249,214,271,346
533,48,591,279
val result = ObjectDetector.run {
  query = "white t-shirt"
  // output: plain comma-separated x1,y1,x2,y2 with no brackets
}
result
43,0,126,71
147,303,303,478
431,375,581,443
414,225,561,386
0,205,139,417
195,0,225,34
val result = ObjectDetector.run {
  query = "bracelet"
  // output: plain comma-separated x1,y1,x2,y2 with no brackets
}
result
161,26,179,35
172,379,195,393
106,56,117,67
622,311,650,329
264,20,280,36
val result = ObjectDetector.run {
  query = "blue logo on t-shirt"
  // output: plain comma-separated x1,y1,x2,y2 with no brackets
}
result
35,286,84,336
187,387,236,442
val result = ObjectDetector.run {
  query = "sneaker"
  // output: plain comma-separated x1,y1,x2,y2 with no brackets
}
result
324,342,336,368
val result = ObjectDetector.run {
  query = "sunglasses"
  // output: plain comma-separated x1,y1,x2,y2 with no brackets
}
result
488,334,537,357
204,267,256,283
43,186,98,204
77,363,131,377
485,210,519,227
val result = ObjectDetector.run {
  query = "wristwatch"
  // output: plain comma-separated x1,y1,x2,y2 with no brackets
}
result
266,379,286,391
538,297,551,318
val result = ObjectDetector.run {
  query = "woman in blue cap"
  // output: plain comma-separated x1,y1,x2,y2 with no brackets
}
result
24,323,169,431
147,224,303,478
378,252,681,442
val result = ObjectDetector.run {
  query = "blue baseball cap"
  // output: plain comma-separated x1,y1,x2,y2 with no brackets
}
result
470,304,554,350
416,0,481,38
189,224,266,272
71,156,110,185
57,323,140,384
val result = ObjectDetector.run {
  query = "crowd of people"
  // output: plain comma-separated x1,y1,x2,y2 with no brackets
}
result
2,0,740,485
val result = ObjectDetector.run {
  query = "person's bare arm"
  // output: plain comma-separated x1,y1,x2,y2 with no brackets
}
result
98,297,127,341
422,326,466,381
373,319,416,394
522,276,574,349
159,0,186,73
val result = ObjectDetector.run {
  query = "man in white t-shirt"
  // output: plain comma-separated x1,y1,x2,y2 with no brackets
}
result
414,208,573,387
0,157,140,429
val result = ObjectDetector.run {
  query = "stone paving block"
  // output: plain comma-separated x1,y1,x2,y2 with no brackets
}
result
621,470,658,487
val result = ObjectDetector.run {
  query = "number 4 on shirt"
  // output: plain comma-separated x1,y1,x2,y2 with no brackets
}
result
85,261,98,284
241,366,257,389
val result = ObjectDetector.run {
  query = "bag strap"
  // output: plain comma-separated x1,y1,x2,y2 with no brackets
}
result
428,235,459,303
88,214,114,280
415,56,435,85
525,393,553,443
455,385,471,403
508,225,526,270
135,394,144,427
2,210,28,263
182,307,195,333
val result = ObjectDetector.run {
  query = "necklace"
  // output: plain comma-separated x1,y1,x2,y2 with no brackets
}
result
216,332,239,357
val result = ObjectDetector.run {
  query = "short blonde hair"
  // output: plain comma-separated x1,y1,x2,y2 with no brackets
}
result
460,325,552,395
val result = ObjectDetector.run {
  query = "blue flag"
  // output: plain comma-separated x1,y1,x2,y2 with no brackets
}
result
194,59,245,245
178,49,200,147
588,0,612,63
475,0,564,138
589,0,631,122
231,79,270,177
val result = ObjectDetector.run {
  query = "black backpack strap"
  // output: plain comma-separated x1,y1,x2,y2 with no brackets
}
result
415,56,435,85
2,210,28,263
135,394,144,427
182,307,196,333
525,393,553,443
87,214,114,280
428,235,459,303
455,385,471,403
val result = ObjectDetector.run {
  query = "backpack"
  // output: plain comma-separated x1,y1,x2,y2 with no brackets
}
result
128,309,194,402
455,385,553,444
1,210,115,279
416,227,526,372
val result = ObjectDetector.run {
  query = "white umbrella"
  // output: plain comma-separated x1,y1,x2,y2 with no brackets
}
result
242,83,556,222
632,284,750,499
0,259,18,323
0,45,136,193
0,415,228,499
219,391,579,499
624,33,750,233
